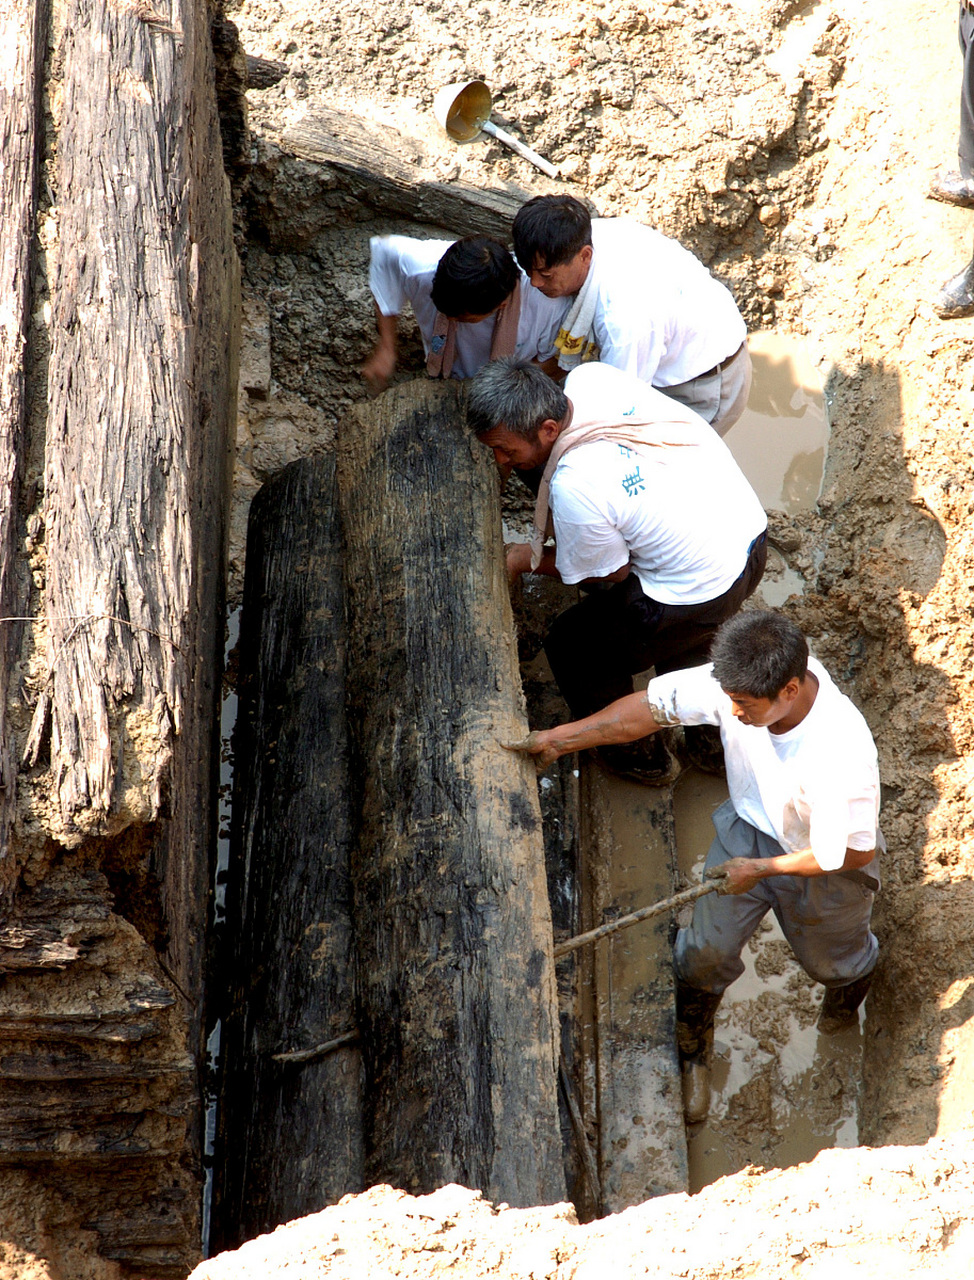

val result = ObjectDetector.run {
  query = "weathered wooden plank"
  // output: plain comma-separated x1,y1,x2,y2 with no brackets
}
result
0,866,114,972
0,0,43,882
211,451,363,1251
282,107,532,237
337,380,565,1207
0,1053,188,1081
0,1080,189,1159
577,765,688,1209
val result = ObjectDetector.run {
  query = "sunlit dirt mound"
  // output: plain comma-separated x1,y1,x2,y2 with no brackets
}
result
191,1135,974,1279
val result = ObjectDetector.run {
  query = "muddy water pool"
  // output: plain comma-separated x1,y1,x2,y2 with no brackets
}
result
726,331,829,609
725,331,829,518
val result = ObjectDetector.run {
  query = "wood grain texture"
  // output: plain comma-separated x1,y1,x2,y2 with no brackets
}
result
34,0,237,852
211,452,363,1252
2,1,237,1271
283,107,530,238
337,380,565,1208
0,0,43,881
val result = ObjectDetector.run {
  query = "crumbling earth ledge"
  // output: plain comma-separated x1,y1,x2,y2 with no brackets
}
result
191,1134,974,1279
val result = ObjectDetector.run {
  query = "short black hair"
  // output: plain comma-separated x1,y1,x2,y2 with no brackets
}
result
430,236,519,318
466,358,569,440
512,195,593,272
709,611,809,700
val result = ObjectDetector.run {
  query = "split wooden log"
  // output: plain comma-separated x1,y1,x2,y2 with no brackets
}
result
0,0,43,883
282,107,532,238
576,768,688,1209
211,452,363,1252
337,380,565,1208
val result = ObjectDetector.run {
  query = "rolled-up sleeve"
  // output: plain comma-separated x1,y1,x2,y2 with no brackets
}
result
644,664,723,727
369,236,452,316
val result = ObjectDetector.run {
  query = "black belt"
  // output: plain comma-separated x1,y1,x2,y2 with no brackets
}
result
699,339,746,382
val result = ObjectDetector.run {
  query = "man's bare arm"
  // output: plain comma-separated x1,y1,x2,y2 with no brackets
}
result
505,542,556,582
504,691,662,766
712,844,876,895
361,308,399,390
505,543,631,586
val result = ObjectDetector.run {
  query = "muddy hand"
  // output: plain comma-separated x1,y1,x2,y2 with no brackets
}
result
707,857,762,895
361,344,396,392
500,732,560,769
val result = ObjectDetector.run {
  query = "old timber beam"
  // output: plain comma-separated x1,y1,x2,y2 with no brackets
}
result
282,107,534,239
0,0,43,885
337,380,565,1207
211,453,363,1252
0,0,238,1273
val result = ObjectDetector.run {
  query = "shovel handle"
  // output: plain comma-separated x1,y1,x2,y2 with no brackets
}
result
481,119,559,180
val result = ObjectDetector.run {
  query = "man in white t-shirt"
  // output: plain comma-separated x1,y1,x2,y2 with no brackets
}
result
362,234,569,389
512,195,751,436
467,358,767,777
505,610,881,1125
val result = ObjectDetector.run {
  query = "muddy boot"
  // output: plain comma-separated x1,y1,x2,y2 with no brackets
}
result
595,733,679,785
933,254,974,319
818,972,872,1034
928,170,974,207
675,980,723,1125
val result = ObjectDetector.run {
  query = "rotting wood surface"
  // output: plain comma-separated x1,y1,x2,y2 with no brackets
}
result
337,380,565,1208
212,452,364,1252
0,0,43,887
0,0,238,1273
577,764,688,1208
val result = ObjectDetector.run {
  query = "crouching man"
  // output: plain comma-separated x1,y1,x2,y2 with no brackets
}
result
505,610,881,1124
362,234,568,389
468,358,767,780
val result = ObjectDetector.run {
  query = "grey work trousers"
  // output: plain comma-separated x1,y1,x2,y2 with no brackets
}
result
674,800,880,996
660,341,753,438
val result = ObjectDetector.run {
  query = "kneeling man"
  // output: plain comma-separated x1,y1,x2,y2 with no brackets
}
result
506,610,880,1124
467,357,767,777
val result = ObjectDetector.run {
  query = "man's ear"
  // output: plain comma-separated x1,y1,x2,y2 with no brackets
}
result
781,677,801,702
539,418,562,445
578,244,594,269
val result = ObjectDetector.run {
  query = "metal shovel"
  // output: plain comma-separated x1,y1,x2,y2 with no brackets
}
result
432,80,559,180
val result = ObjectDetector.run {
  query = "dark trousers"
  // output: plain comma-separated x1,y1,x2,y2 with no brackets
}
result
544,532,767,719
961,6,974,176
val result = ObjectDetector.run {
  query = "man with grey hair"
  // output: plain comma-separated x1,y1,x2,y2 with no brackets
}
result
468,357,767,779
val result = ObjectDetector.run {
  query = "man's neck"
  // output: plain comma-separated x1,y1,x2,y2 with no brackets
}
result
770,672,819,734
